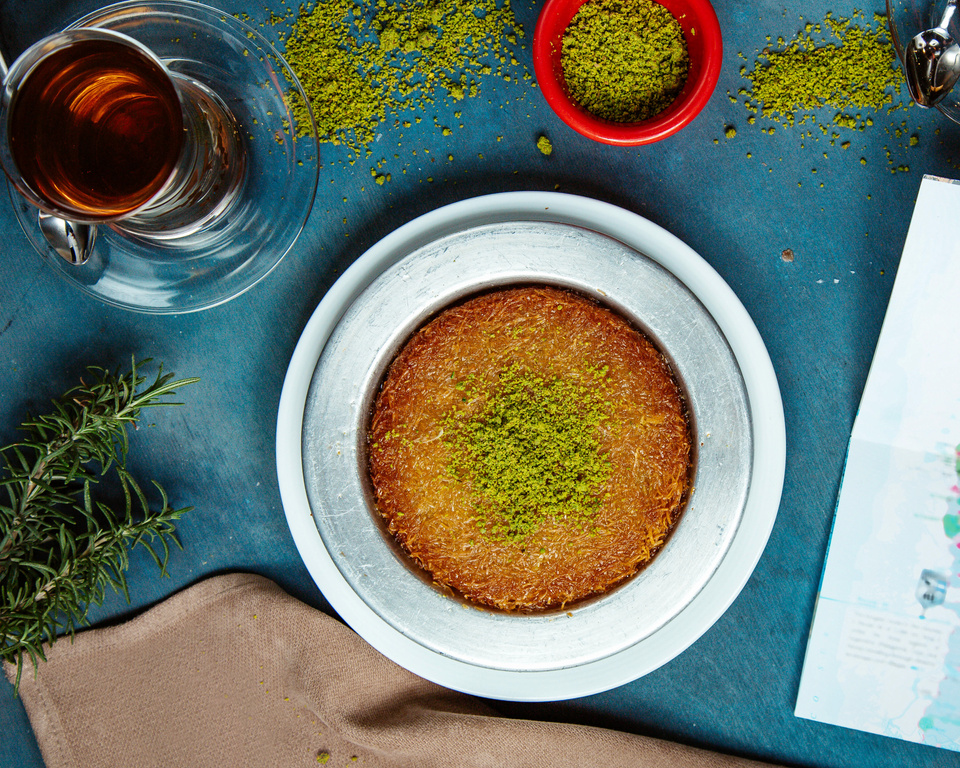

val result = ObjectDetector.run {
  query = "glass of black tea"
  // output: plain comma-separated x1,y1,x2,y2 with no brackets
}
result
0,28,244,238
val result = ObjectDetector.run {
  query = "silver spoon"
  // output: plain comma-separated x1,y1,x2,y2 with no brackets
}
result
0,44,96,265
38,210,97,265
905,0,960,107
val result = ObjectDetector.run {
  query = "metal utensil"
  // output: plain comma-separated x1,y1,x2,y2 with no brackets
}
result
905,0,960,106
0,43,96,265
300,219,753,672
38,210,96,265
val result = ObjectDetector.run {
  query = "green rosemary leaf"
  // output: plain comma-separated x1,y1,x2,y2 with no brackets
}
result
0,358,197,694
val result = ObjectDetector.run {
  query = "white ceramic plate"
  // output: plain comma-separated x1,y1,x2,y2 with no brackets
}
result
277,192,785,701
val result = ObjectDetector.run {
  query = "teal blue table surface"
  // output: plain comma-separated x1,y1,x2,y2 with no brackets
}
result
2,0,959,766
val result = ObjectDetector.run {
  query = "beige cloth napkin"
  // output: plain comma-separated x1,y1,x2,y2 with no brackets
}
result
5,573,781,768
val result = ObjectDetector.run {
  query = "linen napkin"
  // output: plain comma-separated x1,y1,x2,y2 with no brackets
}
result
5,572,781,768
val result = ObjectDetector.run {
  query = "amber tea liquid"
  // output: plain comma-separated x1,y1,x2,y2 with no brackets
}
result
8,37,183,220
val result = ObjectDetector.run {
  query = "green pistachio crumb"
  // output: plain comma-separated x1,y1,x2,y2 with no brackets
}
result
561,0,689,122
277,0,529,148
443,364,614,542
738,13,903,132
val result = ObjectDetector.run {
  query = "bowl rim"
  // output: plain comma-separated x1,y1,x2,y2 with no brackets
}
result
533,0,723,145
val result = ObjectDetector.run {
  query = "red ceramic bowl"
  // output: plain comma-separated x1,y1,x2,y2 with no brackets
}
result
533,0,722,145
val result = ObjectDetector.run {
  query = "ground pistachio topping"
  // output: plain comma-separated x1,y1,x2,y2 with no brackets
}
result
443,363,613,542
273,0,527,148
561,0,689,123
739,11,904,130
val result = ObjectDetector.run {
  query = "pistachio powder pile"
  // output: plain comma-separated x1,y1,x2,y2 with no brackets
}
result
276,0,527,147
443,364,613,542
739,11,904,130
561,0,689,123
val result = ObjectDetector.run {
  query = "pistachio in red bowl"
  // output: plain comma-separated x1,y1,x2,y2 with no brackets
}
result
533,0,722,145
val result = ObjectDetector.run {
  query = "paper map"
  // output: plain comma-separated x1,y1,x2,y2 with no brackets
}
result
795,176,960,751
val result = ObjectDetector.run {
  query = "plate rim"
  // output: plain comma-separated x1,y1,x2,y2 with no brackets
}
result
276,191,786,701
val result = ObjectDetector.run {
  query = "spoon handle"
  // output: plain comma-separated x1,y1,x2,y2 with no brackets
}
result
940,0,959,32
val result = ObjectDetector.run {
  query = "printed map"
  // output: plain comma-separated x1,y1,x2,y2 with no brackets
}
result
796,176,960,751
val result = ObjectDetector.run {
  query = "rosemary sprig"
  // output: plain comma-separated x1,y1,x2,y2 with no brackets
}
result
0,359,199,692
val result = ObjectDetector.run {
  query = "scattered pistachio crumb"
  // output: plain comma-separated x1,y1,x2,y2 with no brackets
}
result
739,12,903,133
276,0,529,148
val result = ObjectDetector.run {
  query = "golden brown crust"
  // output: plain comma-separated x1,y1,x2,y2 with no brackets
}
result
368,286,691,611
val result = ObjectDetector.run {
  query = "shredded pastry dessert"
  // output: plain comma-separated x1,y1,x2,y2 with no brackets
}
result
368,285,691,610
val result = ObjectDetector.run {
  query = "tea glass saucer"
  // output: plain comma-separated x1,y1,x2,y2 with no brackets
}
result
8,0,319,314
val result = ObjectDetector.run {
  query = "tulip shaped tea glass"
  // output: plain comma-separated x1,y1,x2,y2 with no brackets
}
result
1,0,318,313
1,28,242,235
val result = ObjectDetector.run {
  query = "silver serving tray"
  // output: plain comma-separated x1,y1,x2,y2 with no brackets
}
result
278,192,785,700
